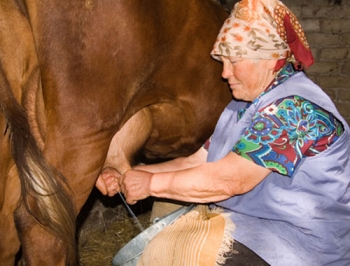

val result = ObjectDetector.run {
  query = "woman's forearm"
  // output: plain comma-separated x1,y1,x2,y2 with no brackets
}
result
148,152,271,203
149,163,233,203
133,147,207,173
121,151,271,204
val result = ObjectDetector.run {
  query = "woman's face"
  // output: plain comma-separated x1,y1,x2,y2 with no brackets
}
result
221,56,278,102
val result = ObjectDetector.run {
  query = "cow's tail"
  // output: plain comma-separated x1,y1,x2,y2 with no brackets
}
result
0,67,77,265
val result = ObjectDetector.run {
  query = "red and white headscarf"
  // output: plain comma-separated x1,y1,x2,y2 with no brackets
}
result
211,0,314,70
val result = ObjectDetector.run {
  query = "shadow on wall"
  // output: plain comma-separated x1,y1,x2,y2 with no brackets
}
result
329,0,342,5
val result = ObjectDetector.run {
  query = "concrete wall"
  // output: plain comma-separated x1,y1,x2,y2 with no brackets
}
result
226,0,350,125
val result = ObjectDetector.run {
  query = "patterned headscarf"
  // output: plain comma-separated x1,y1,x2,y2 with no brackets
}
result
211,0,314,69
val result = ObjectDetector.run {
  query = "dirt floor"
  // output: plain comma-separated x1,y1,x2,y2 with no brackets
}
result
77,189,153,266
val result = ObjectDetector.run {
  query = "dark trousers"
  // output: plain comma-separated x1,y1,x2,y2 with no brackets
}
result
223,241,270,266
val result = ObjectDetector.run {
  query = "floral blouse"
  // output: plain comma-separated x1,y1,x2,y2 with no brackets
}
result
205,64,344,177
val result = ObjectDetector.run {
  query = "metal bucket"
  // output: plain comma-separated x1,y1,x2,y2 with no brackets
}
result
112,204,195,266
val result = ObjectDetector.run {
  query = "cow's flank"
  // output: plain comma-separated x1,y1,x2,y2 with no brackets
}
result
0,0,232,265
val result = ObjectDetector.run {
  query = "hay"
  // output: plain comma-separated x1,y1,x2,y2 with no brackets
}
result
79,209,151,266
78,190,152,266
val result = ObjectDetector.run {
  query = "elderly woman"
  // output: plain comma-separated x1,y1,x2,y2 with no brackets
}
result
97,0,350,265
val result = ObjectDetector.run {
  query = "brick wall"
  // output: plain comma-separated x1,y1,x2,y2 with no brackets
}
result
226,0,350,125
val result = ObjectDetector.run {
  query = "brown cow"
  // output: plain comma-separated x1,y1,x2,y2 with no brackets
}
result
0,0,231,265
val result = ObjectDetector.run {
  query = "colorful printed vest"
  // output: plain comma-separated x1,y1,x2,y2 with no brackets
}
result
207,72,350,265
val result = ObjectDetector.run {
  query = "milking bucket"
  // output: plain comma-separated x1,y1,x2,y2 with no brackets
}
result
112,204,195,266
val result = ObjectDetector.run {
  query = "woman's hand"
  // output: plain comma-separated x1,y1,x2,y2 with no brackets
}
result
95,167,122,197
120,169,152,204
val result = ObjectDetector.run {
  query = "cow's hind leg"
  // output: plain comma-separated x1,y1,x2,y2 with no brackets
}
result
14,203,75,266
0,166,21,266
0,113,21,265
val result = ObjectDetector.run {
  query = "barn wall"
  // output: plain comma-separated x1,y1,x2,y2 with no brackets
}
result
226,0,350,125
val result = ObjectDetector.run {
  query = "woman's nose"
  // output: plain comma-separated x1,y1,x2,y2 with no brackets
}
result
221,61,232,79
